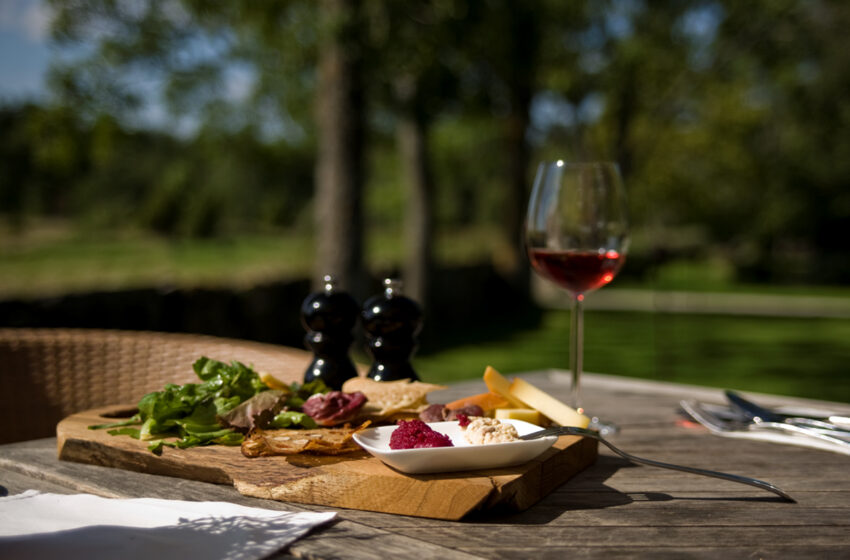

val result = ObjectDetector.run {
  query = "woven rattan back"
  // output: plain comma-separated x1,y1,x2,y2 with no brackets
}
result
0,328,313,444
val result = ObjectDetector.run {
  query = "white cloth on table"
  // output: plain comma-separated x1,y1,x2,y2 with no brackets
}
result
0,490,336,560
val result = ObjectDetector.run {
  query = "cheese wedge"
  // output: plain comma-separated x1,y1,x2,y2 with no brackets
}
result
508,378,590,428
495,408,542,425
445,391,510,413
483,366,529,409
260,372,290,392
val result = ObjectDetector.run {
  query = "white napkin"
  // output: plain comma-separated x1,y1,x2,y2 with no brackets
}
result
0,490,336,560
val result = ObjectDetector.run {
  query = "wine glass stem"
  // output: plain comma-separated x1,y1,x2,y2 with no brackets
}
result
570,295,584,412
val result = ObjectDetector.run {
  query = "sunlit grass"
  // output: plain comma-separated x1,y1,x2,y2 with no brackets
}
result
0,224,512,298
415,309,850,404
366,224,510,271
4,222,848,298
0,230,316,297
3,223,850,404
629,257,850,297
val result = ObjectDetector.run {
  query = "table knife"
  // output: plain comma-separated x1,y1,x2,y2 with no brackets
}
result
725,390,850,436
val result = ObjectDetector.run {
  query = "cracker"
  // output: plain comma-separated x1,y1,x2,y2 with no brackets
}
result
342,377,447,419
241,421,371,457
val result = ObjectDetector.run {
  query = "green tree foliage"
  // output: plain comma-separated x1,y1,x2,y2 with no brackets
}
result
1,104,89,228
594,0,850,282
362,0,473,304
0,103,314,236
2,0,848,285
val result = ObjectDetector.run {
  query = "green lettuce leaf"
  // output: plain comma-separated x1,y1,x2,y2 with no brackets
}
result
90,356,268,453
270,410,319,429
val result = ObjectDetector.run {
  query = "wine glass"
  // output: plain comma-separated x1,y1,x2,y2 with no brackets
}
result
525,160,629,430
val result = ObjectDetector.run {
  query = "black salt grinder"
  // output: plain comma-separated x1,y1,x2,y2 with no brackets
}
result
361,278,423,382
300,275,359,390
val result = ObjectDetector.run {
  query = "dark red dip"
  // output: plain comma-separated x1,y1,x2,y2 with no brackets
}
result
389,419,454,449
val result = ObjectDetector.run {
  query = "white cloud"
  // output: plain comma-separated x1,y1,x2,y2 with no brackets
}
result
0,0,53,43
23,1,52,41
224,64,256,103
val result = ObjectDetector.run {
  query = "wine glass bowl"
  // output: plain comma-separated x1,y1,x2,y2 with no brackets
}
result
527,248,624,300
525,160,629,418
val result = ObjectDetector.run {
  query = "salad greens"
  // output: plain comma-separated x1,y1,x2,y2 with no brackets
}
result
89,356,328,454
270,410,318,429
282,379,332,410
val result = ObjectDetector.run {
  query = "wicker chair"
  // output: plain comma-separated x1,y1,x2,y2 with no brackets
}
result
0,328,314,444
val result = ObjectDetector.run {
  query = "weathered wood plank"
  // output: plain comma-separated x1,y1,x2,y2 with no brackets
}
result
398,525,850,549
0,467,78,496
475,502,850,527
0,440,485,560
4,371,850,559
460,545,850,560
55,405,597,520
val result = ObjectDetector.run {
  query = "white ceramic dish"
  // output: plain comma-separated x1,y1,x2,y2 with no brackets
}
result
352,419,558,474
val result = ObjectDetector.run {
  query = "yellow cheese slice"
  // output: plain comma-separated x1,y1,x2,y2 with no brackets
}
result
494,408,542,425
483,366,529,409
260,372,290,391
508,378,590,428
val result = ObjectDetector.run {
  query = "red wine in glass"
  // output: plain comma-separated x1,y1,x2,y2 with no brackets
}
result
525,160,629,428
528,249,624,299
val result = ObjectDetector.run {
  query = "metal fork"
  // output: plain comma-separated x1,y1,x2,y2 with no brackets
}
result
680,400,850,448
520,425,795,502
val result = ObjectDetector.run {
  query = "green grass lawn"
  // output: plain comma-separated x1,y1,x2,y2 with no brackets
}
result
0,224,511,298
3,224,849,404
414,309,850,404
3,223,848,298
0,231,316,297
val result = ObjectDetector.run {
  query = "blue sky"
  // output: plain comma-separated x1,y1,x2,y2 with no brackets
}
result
0,0,53,102
0,0,252,135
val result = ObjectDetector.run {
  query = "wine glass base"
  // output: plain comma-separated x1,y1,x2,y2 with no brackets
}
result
588,416,619,436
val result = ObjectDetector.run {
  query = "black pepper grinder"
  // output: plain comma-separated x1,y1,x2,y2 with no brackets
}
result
361,278,423,382
300,275,359,390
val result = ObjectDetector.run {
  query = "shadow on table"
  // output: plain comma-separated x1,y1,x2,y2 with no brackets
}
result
468,454,790,524
0,513,325,560
469,456,636,524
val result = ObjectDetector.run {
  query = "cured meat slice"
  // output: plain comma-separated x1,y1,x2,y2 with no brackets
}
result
302,391,367,426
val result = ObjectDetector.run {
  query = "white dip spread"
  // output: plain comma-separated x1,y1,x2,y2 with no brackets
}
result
463,417,520,445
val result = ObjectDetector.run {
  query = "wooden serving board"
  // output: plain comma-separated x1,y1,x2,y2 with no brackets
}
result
57,405,598,520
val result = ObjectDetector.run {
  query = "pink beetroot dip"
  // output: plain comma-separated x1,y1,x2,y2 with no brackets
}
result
389,419,453,449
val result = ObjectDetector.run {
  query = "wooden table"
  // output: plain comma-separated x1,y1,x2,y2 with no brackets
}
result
2,371,849,558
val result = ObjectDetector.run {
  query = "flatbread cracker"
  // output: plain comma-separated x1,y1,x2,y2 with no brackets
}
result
241,421,370,457
342,377,446,420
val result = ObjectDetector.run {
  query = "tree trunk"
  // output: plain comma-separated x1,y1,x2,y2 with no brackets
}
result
395,76,434,310
614,63,636,182
505,91,532,296
314,0,366,298
503,3,537,300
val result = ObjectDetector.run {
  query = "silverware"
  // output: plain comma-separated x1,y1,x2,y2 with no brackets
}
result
687,401,850,440
681,400,850,447
725,391,850,436
830,416,850,427
520,425,795,502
